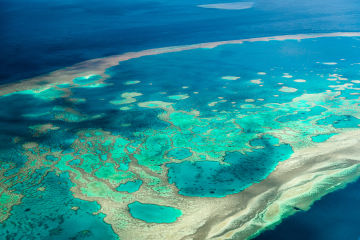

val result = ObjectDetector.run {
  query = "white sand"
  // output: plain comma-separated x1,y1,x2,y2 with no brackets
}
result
2,32,360,97
279,86,298,93
106,130,360,240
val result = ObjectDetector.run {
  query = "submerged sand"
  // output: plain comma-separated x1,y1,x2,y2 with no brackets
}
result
1,32,360,97
2,32,360,239
111,130,360,240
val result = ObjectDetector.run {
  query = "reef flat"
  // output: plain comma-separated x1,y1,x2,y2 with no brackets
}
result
1,33,360,239
1,32,360,98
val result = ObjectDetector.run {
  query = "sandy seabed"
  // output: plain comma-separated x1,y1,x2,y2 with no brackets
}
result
2,32,360,240
2,32,360,97
116,130,360,240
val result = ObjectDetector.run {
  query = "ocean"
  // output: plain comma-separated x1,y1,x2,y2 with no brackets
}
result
1,0,360,239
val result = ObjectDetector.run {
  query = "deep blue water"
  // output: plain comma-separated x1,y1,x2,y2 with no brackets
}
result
256,178,360,240
1,35,360,238
2,1,360,239
1,0,360,83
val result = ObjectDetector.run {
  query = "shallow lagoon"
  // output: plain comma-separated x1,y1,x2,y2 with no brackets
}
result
1,35,360,239
128,201,182,223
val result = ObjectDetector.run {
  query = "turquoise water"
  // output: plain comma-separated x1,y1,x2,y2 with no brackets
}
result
116,180,143,193
0,172,118,240
167,136,293,197
167,148,193,160
128,201,182,223
311,133,338,143
317,115,360,128
3,0,360,84
277,106,327,123
2,0,360,238
1,36,360,238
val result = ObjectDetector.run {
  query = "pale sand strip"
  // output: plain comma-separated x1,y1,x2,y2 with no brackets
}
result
107,130,360,240
3,33,360,239
1,32,360,96
199,130,360,239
